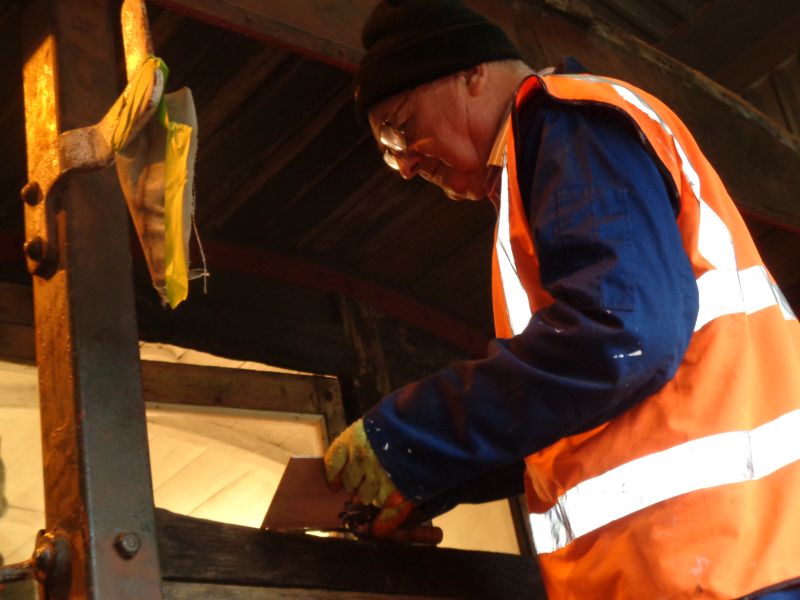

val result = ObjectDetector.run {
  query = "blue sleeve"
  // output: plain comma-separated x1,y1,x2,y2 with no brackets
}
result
363,96,699,509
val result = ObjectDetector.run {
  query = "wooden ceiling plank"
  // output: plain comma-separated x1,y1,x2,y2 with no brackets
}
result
202,83,354,232
177,31,272,114
344,185,487,288
743,76,791,133
269,135,388,245
297,167,395,252
330,175,437,264
217,96,370,238
135,269,351,375
194,53,303,165
196,45,290,141
594,0,677,42
195,58,350,229
712,11,800,93
356,196,491,285
149,4,186,50
651,0,702,23
150,0,376,69
771,55,800,135
156,16,229,91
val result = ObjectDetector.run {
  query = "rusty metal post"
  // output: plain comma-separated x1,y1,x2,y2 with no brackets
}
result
20,0,162,598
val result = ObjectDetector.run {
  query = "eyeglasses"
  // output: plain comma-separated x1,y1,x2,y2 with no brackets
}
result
379,120,407,171
378,92,414,171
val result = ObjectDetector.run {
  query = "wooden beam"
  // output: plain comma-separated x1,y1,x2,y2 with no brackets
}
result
156,509,546,599
142,361,347,440
163,582,439,600
337,295,392,418
150,0,376,70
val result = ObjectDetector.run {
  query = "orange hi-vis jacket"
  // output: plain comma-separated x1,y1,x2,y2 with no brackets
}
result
492,74,800,599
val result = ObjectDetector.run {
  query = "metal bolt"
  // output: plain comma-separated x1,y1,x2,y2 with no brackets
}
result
21,182,42,206
24,237,46,263
32,536,55,582
31,530,65,584
24,237,46,262
114,532,142,559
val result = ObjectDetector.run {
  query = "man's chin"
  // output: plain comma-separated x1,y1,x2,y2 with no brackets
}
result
444,188,481,201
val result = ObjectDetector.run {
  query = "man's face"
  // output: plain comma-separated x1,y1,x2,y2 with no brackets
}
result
367,74,489,201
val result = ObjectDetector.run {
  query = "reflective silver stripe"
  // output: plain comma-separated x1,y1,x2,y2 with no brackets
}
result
695,265,796,331
530,409,800,554
497,84,797,332
496,156,532,335
557,75,796,327
606,81,737,272
519,77,800,555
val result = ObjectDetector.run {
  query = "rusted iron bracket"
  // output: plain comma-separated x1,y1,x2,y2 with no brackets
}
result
20,0,164,597
21,0,161,277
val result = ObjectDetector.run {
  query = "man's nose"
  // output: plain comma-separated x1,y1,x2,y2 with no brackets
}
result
394,152,421,180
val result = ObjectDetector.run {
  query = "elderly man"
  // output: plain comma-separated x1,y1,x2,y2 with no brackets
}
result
324,1,800,598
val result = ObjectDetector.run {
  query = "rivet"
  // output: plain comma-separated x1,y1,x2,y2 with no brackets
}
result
21,182,42,206
24,237,46,263
114,532,141,559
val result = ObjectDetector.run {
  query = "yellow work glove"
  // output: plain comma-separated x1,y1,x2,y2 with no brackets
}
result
324,419,416,538
371,490,416,539
324,419,396,506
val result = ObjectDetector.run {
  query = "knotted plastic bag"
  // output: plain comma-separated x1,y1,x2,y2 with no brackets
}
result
113,56,203,308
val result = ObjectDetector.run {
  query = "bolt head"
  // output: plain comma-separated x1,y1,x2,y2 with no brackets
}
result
21,182,42,206
115,532,142,559
24,237,46,263
33,537,54,576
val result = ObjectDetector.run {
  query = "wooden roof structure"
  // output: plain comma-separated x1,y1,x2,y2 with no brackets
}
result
1,0,799,374
0,0,799,597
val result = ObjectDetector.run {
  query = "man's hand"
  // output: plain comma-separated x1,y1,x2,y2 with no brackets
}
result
370,490,416,538
324,419,414,537
324,419,396,506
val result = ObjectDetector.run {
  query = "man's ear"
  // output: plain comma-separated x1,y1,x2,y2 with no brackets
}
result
462,63,488,97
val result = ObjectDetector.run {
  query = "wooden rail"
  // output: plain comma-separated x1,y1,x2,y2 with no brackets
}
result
156,509,546,599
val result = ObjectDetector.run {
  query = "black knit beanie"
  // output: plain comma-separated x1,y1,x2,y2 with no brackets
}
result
354,0,521,119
